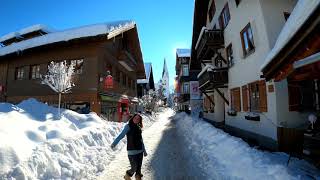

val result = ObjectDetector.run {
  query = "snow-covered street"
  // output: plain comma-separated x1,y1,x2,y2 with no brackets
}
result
99,108,202,179
100,110,320,180
0,99,319,179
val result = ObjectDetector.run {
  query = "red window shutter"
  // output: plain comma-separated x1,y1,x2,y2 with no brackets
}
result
242,85,248,112
288,83,301,111
231,88,241,112
259,80,268,112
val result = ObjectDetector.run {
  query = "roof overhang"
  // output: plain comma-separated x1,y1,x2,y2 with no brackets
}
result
190,0,210,70
261,3,320,81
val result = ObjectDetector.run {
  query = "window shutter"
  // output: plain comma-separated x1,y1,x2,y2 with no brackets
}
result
235,88,241,111
288,83,301,111
259,80,268,112
231,88,241,112
242,85,248,111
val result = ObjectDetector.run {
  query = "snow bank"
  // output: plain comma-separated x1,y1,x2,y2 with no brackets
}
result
174,113,320,180
0,98,154,179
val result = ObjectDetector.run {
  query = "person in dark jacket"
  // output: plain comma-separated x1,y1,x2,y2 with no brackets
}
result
111,114,147,180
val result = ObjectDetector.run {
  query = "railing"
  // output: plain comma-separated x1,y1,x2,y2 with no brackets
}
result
178,93,190,103
198,67,228,90
197,30,224,60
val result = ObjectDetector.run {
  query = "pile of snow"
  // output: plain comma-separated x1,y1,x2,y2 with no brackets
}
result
0,98,154,179
174,113,320,180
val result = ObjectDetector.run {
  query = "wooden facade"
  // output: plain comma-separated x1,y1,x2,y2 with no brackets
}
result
0,23,145,121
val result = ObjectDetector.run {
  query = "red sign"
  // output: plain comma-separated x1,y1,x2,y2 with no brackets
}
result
104,75,113,89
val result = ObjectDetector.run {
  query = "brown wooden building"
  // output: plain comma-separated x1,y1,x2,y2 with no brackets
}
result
0,21,145,121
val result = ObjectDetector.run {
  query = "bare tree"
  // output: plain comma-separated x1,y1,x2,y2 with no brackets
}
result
41,61,75,118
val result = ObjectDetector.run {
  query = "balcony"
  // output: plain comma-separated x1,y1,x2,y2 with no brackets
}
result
196,29,224,60
198,66,228,91
178,93,190,103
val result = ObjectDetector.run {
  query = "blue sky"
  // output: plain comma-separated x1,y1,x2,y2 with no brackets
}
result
0,0,194,87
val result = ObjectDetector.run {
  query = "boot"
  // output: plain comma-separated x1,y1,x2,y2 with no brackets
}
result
124,173,131,180
135,174,142,180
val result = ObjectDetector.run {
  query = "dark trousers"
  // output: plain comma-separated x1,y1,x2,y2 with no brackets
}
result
126,152,143,177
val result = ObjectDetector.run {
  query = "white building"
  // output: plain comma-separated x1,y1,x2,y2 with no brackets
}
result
191,0,305,150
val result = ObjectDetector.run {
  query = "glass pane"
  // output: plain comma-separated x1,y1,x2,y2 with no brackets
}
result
243,31,249,51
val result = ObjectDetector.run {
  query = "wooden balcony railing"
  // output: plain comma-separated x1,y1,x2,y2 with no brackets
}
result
198,67,228,90
197,30,224,60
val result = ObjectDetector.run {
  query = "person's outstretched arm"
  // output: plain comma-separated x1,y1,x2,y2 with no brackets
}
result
111,124,130,148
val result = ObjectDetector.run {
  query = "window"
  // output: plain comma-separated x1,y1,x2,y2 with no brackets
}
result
288,80,319,112
208,0,216,22
230,87,241,111
71,59,84,74
247,80,267,112
219,3,231,29
226,44,233,65
30,65,40,79
240,23,255,56
235,0,241,6
15,67,25,80
249,82,260,112
182,64,189,76
182,82,189,94
284,12,291,21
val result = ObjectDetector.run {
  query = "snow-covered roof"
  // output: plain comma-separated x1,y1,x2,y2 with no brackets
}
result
0,24,54,43
137,63,152,84
176,49,191,58
0,21,135,57
260,0,320,71
197,64,216,78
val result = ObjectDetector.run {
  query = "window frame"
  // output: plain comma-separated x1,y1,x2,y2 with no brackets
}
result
15,66,25,80
182,64,189,76
240,23,255,57
219,3,231,29
30,64,41,80
182,82,190,94
249,81,260,112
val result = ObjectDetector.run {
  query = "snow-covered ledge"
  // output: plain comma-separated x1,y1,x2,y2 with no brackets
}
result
197,64,216,78
195,26,207,50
